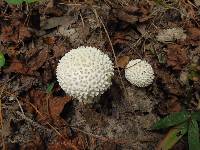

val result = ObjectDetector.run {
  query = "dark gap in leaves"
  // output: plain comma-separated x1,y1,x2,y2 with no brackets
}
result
37,67,44,75
10,119,25,132
29,9,40,30
143,112,149,115
60,100,75,123
93,89,113,116
48,48,54,57
113,43,129,54
94,80,122,116
7,143,20,150
107,20,130,31
172,137,187,150
164,9,182,22
18,90,28,97
68,127,78,139
52,85,66,97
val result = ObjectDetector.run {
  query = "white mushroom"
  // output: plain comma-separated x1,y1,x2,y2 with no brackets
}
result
56,46,114,103
125,59,154,87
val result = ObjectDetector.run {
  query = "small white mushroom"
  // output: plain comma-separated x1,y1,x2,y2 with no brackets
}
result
125,59,154,87
56,46,114,103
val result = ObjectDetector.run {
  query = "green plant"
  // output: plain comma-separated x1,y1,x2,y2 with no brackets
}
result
5,0,39,5
46,82,55,93
152,111,200,150
0,52,5,68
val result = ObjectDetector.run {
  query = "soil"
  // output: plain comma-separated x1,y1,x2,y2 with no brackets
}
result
0,0,200,150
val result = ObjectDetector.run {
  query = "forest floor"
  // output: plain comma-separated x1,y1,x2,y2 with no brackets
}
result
0,0,200,149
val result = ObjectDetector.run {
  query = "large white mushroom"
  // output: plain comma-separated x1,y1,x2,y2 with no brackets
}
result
56,46,114,103
125,59,154,87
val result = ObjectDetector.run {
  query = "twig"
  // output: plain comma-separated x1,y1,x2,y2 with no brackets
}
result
91,8,128,100
71,126,135,145
16,109,78,150
15,97,25,115
15,111,52,134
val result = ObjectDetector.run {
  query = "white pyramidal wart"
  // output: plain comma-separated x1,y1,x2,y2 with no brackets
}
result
56,46,114,103
125,59,154,87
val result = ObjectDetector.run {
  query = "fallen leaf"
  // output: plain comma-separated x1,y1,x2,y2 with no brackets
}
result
57,26,88,47
18,25,31,41
112,5,139,24
49,96,71,125
167,44,189,70
52,44,67,58
40,16,75,30
185,28,200,46
0,26,18,43
3,58,30,74
156,69,183,95
25,48,39,60
116,55,130,68
156,28,186,43
115,9,138,24
179,0,196,19
42,62,53,84
43,36,56,45
113,3,153,24
27,49,48,71
167,96,182,113
29,89,71,126
0,25,31,43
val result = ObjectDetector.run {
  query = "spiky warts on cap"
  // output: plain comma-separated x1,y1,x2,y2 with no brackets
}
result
125,59,154,87
56,46,114,103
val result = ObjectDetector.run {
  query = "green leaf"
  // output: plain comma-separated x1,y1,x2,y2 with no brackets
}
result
0,52,5,68
152,112,190,130
46,82,55,93
191,112,200,122
157,122,188,150
5,0,38,5
188,119,200,150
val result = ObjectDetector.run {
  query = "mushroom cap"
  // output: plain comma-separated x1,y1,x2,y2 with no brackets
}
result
56,46,114,103
125,59,154,87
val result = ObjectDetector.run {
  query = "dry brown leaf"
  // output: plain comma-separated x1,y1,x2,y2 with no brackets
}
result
156,69,183,96
115,9,138,24
52,44,68,58
167,44,189,70
116,56,130,68
49,96,71,125
167,96,182,113
185,28,200,45
0,26,18,43
18,26,31,40
3,59,30,74
27,49,48,71
42,63,53,84
0,25,31,43
40,16,75,30
29,89,71,126
43,36,56,45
